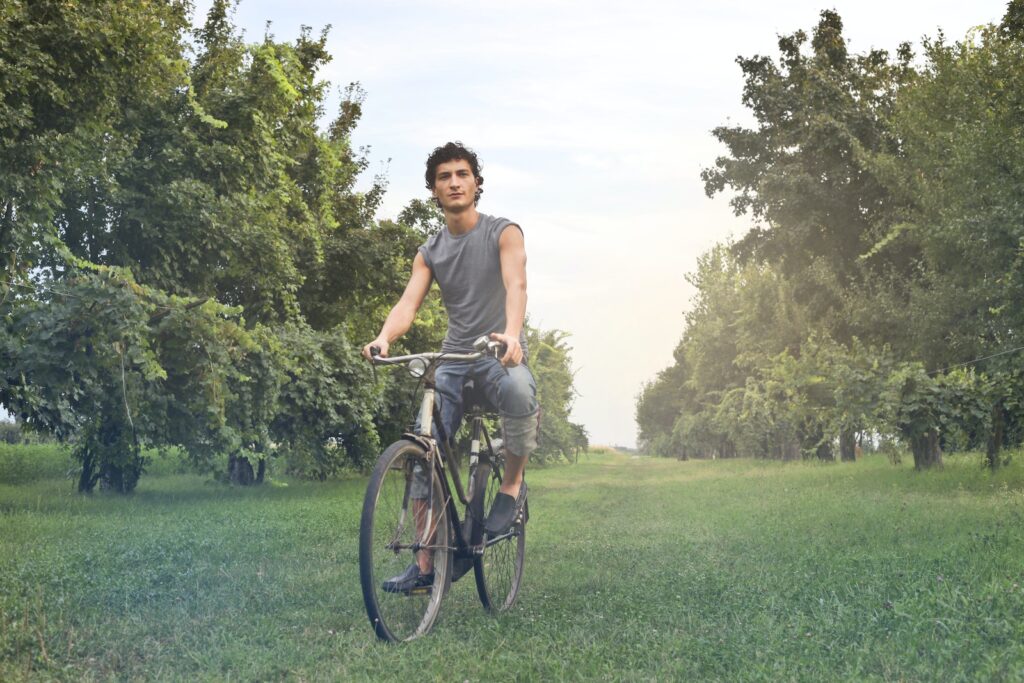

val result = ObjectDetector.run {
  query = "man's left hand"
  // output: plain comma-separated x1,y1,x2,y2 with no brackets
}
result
489,332,523,367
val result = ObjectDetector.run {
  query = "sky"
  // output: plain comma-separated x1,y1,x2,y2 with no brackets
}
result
192,0,1009,447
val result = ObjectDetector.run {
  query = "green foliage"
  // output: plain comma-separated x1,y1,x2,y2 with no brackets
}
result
637,245,806,458
0,443,72,484
269,323,381,479
0,1,442,489
0,0,192,273
526,327,588,463
0,268,258,491
701,10,914,339
867,21,1024,369
397,198,446,237
636,361,689,456
640,8,1024,469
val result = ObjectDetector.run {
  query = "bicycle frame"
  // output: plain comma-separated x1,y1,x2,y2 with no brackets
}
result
401,358,515,575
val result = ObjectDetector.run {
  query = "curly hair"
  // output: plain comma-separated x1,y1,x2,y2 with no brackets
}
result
424,141,484,206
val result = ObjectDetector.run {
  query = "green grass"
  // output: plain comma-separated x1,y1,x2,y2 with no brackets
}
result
2,448,1023,681
0,443,194,485
0,444,75,485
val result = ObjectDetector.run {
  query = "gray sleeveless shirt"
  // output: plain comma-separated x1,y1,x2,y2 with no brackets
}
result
418,213,528,356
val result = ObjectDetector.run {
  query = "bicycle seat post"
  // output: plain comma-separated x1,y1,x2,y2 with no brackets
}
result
417,363,439,440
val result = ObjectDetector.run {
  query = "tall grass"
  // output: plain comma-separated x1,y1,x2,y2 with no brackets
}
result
0,444,73,485
1,448,1022,680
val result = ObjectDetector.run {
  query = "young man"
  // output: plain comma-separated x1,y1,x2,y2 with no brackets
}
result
362,142,539,592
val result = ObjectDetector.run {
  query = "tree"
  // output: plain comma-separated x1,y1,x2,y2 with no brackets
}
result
702,10,915,347
525,327,587,463
636,244,807,459
636,360,690,457
871,17,1024,362
0,1,418,489
0,268,259,491
639,7,1024,468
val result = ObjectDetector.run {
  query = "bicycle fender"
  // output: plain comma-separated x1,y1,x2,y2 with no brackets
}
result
401,433,438,463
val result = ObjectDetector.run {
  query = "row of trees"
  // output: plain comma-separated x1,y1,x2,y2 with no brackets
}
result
637,4,1024,469
0,0,585,492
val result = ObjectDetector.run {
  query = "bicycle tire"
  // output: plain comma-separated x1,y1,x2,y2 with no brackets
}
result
472,450,526,611
359,440,452,642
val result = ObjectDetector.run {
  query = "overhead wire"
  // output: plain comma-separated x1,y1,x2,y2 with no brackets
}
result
927,344,1024,375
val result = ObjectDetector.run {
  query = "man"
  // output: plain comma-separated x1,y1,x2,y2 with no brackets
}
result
362,142,539,593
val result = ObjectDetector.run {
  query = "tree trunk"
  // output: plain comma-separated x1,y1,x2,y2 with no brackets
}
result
815,441,834,461
986,405,1005,470
807,426,833,461
780,436,800,461
76,422,142,493
911,429,943,470
228,452,266,485
839,429,857,462
98,460,143,493
78,448,98,493
228,452,256,485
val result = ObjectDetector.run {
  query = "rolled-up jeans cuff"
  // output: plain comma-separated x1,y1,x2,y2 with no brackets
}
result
502,410,539,458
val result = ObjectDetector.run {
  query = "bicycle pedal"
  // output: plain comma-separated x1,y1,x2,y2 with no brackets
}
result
407,586,432,596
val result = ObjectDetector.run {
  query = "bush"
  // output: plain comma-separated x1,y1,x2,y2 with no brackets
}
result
0,444,74,484
0,422,20,444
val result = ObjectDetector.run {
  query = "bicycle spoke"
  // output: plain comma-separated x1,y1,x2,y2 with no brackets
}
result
474,452,525,612
360,442,452,642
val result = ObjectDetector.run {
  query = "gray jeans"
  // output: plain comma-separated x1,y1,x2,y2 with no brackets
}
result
411,356,539,499
436,356,539,456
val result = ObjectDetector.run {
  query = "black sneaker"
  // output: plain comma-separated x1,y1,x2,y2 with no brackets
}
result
484,480,527,536
382,562,434,595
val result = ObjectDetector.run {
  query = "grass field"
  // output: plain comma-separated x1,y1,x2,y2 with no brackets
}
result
1,445,1023,681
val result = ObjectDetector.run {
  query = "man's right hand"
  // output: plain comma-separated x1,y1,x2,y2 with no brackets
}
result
362,339,389,361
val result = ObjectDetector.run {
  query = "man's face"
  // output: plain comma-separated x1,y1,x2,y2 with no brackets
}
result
432,159,478,211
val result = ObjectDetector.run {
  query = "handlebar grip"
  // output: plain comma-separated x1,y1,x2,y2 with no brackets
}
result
370,346,382,358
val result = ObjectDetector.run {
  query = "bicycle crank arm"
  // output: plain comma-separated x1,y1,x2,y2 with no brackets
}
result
477,529,518,551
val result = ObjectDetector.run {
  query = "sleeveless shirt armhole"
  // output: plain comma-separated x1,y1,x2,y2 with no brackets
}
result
417,244,432,271
493,221,522,249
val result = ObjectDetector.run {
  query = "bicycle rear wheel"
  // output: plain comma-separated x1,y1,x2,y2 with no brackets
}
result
359,440,452,642
473,451,526,611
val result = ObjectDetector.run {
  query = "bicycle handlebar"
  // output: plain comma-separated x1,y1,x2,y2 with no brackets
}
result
369,336,506,366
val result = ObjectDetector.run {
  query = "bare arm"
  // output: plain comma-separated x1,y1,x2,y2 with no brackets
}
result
490,225,527,366
362,252,433,359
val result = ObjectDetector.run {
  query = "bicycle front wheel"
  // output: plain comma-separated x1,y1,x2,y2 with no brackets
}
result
359,440,452,642
473,453,526,612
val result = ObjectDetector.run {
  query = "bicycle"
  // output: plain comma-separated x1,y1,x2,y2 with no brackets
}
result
359,337,528,642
